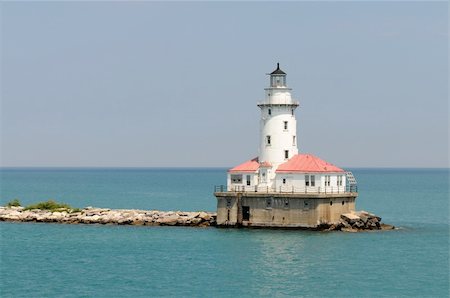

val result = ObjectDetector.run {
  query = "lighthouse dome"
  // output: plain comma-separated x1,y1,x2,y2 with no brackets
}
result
270,63,286,75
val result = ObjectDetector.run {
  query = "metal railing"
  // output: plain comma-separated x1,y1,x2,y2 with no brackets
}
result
214,184,357,194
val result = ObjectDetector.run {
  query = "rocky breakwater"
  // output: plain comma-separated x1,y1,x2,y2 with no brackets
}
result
0,206,217,227
326,210,395,232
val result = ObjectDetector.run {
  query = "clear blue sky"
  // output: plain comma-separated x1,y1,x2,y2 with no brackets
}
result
1,2,448,167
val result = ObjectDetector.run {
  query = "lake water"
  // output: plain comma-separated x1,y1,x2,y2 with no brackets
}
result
0,168,448,297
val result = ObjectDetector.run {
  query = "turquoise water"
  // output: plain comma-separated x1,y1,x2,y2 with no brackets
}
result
1,168,449,297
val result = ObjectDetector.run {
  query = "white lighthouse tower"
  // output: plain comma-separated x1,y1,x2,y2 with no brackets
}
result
258,63,299,186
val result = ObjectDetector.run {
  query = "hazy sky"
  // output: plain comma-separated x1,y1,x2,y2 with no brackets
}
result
1,2,448,168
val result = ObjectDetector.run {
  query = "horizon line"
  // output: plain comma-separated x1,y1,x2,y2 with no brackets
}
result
0,166,449,170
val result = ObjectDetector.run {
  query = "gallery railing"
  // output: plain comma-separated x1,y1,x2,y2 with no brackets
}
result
214,185,358,194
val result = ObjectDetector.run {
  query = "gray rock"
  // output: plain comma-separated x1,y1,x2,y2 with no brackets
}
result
198,212,211,221
189,217,203,225
341,213,360,224
156,215,179,226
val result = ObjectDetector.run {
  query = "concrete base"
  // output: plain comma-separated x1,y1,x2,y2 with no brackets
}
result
215,192,357,228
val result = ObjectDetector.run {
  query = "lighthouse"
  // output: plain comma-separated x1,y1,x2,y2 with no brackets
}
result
214,64,358,228
258,63,299,186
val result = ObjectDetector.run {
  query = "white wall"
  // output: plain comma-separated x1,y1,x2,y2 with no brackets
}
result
227,172,259,191
259,105,298,167
274,173,347,193
264,88,294,105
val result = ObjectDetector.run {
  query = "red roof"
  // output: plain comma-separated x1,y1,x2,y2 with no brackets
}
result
228,157,259,173
276,154,345,173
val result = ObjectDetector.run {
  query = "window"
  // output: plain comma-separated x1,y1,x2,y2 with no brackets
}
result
231,174,242,184
291,109,294,116
284,121,288,130
337,175,343,186
292,136,296,146
226,198,232,208
282,178,286,184
284,150,289,159
246,175,251,186
266,135,271,145
325,175,331,186
268,109,271,115
303,200,309,210
305,175,315,186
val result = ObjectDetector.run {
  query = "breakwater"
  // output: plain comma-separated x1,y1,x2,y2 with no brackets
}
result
0,206,216,227
0,206,394,231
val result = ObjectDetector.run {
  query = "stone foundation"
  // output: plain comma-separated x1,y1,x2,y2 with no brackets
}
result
215,192,357,228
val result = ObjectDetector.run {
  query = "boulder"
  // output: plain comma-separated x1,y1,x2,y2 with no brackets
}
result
176,217,189,225
340,219,352,229
117,217,133,225
198,212,211,221
132,219,145,225
187,212,200,219
156,215,179,226
353,220,364,229
359,214,369,224
341,213,360,225
189,217,203,225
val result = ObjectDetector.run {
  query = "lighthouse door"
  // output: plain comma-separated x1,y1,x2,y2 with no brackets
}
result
242,206,250,221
